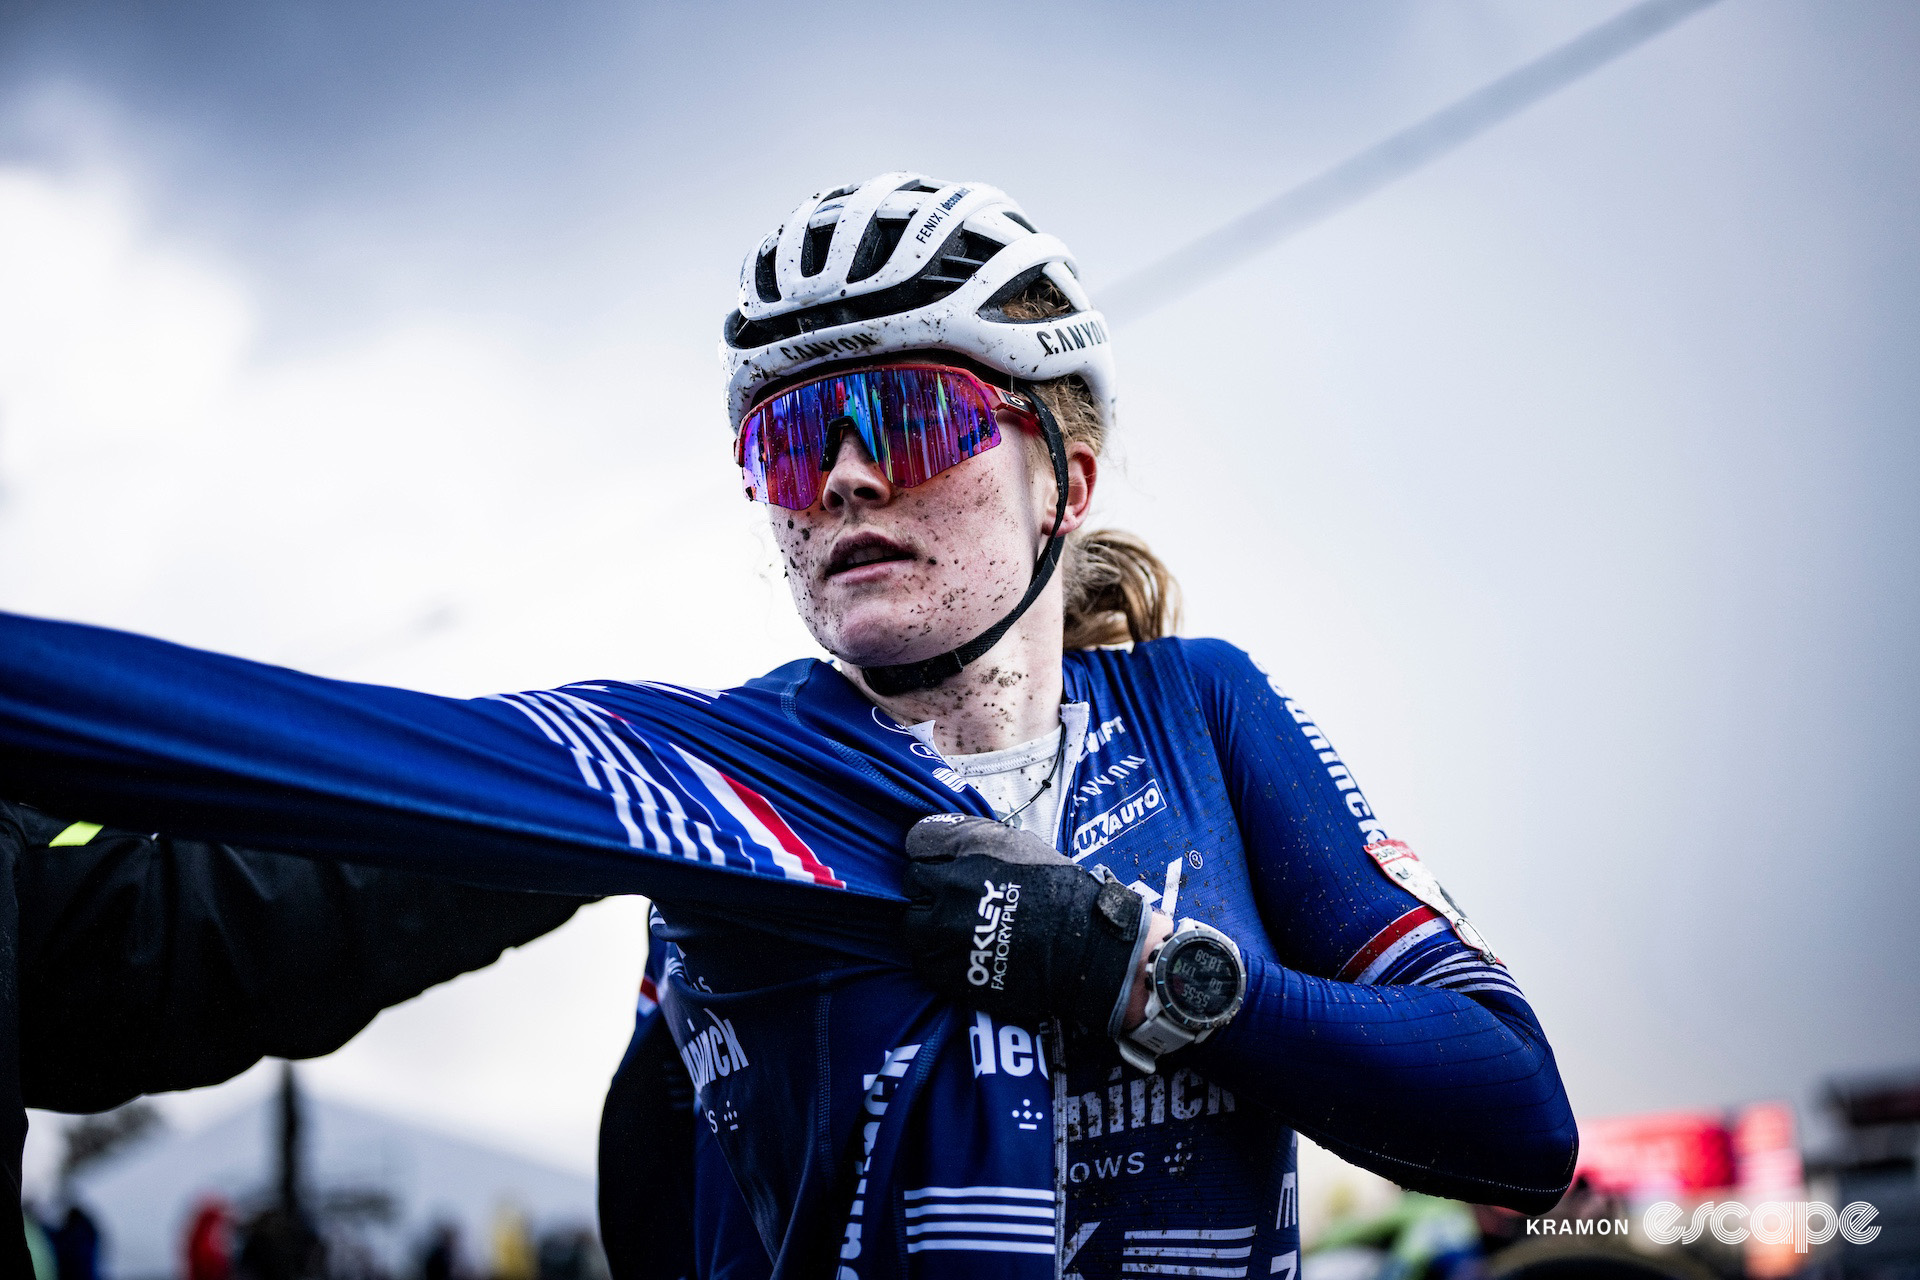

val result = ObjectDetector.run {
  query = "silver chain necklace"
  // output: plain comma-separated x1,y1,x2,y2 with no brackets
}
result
997,727,1070,829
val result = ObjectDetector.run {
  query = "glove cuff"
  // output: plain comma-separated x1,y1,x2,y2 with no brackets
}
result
1083,880,1155,1037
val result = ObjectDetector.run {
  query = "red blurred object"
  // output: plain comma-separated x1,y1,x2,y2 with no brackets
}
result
1576,1110,1738,1197
184,1196,234,1280
1734,1101,1804,1195
1734,1102,1805,1279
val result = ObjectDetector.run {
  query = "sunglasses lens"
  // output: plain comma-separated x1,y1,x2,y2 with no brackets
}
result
739,391,824,509
874,366,1002,489
738,367,1004,510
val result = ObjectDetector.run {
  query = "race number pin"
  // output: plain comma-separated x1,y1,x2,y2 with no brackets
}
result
1363,839,1499,965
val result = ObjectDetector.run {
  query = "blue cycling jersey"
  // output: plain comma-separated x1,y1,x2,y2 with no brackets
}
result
0,612,1576,1279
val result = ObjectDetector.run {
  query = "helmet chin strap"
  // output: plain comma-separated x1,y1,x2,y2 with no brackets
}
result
859,393,1070,698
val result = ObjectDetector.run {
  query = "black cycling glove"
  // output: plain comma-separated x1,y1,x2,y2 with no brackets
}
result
901,814,1152,1033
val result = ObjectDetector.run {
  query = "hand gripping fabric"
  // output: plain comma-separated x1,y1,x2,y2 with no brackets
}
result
901,813,1151,1033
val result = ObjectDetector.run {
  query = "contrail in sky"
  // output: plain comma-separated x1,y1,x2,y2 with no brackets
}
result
1101,0,1725,327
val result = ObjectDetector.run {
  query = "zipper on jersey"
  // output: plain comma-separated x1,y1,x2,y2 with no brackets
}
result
1050,700,1089,1277
1047,1017,1069,1278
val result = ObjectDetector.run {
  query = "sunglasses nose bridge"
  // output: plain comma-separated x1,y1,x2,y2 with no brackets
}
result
819,414,855,470
823,398,888,466
820,422,893,509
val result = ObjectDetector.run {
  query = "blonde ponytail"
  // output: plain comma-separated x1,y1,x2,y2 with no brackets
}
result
1061,528,1182,649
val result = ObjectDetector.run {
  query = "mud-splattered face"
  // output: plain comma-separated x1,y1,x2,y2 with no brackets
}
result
768,408,1057,669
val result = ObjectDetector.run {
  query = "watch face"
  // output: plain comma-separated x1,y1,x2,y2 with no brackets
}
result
1163,937,1241,1022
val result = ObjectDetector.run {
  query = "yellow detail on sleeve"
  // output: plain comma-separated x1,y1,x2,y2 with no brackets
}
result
48,821,103,847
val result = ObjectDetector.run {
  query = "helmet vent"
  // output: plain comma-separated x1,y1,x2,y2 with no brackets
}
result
847,216,908,283
920,230,1003,287
800,223,835,277
754,248,780,303
727,224,1000,348
1003,212,1037,234
980,267,1074,322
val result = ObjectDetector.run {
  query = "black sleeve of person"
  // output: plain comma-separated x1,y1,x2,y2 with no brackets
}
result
9,801,592,1113
598,1012,698,1280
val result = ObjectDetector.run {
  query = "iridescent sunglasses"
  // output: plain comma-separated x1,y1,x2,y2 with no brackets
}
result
735,363,1041,511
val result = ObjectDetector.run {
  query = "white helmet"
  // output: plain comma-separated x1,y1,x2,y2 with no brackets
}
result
720,172,1115,432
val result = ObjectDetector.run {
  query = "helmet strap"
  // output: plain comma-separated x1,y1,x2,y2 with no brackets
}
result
860,392,1071,698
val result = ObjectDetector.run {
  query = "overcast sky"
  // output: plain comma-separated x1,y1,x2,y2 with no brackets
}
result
3,0,1916,1185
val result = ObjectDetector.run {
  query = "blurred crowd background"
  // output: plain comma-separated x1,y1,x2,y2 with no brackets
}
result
1,1,1915,1277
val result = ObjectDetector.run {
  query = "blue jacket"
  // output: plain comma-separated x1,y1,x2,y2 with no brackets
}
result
0,613,1576,1279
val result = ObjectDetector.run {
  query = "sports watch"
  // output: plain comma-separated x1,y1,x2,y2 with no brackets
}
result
1116,918,1246,1074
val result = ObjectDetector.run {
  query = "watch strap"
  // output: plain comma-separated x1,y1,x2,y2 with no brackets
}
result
1117,998,1209,1074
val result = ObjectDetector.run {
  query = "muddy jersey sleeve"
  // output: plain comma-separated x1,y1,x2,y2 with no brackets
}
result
0,611,895,919
1178,637,1577,1213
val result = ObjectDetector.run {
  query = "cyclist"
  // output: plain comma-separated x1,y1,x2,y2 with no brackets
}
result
0,173,1577,1279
